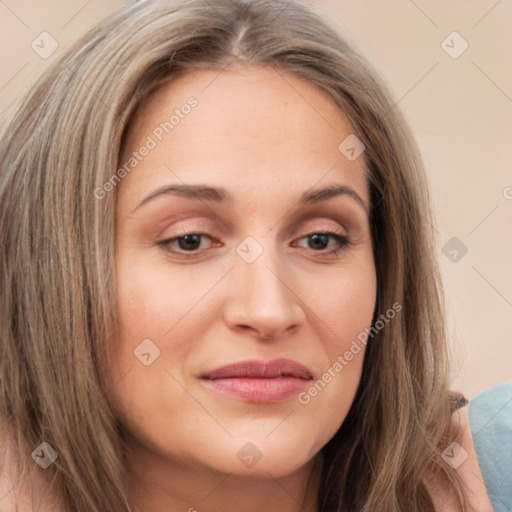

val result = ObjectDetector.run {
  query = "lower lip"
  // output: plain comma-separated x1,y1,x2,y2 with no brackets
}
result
202,377,310,403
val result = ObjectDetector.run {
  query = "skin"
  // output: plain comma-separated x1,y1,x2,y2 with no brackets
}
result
110,64,377,512
428,405,494,512
0,407,493,511
0,64,493,512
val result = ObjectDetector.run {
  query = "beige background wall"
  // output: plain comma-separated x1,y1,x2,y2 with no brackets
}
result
1,0,510,399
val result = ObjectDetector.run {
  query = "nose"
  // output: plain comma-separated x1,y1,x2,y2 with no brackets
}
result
222,239,306,341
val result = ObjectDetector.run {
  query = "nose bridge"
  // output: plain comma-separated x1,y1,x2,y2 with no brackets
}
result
235,234,288,302
226,234,303,337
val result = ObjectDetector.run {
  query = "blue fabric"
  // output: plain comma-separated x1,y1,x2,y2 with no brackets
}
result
468,381,512,512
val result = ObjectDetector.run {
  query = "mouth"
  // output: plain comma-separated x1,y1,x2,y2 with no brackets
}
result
200,358,313,403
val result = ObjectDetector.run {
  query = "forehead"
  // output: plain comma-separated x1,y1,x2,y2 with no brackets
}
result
119,64,369,207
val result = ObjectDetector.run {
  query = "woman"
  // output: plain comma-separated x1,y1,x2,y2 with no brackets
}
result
0,0,504,510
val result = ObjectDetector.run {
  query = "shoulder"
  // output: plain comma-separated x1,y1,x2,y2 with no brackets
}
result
468,381,512,512
427,392,494,512
450,400,494,512
0,437,30,511
0,458,68,512
0,420,68,512
432,382,512,512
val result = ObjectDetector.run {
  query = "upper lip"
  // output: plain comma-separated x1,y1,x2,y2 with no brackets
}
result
201,358,313,380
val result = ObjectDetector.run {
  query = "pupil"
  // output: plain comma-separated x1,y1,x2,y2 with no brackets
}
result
179,234,201,251
309,234,329,250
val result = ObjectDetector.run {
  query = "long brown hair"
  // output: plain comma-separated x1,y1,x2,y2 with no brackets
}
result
0,0,468,510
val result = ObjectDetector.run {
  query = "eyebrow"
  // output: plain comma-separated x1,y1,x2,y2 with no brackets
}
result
132,183,369,215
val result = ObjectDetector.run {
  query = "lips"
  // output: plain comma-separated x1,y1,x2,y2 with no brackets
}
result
202,358,312,380
201,358,313,403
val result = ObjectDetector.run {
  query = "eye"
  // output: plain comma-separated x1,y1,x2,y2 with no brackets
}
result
295,231,350,255
158,230,350,257
159,233,216,254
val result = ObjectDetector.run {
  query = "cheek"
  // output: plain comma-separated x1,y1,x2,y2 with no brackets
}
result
116,249,199,340
110,248,222,385
310,254,377,356
117,277,172,338
294,253,376,440
108,251,180,394
107,254,203,453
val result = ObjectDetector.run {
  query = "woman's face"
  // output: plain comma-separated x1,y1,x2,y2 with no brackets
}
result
111,64,377,479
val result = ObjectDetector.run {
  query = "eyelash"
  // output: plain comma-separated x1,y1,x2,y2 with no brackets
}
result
158,229,350,258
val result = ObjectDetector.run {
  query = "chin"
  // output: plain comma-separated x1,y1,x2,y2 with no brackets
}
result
188,429,321,478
